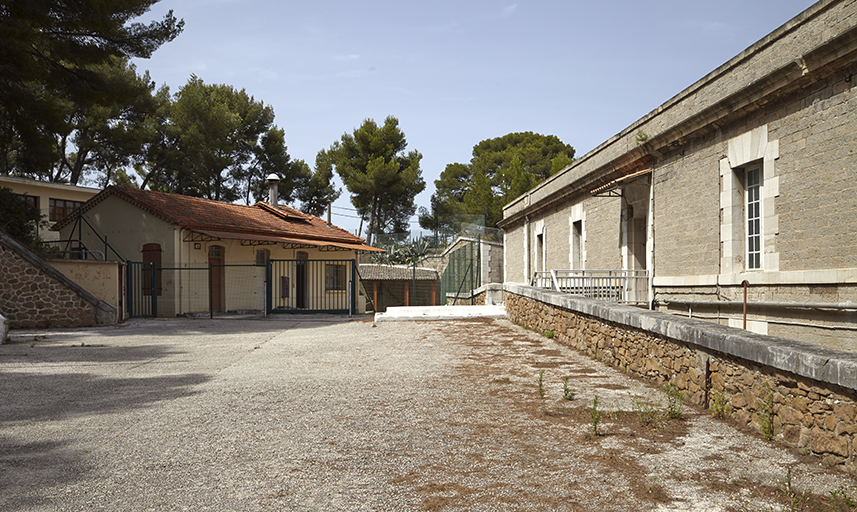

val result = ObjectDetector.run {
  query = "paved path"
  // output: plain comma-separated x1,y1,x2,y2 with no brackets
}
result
1,317,853,511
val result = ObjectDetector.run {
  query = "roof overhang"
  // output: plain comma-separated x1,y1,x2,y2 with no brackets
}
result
589,167,652,197
184,229,386,252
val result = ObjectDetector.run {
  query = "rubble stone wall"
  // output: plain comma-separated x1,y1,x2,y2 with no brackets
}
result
505,284,856,473
0,232,116,329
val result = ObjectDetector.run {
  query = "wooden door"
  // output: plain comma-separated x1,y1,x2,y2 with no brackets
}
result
208,245,225,312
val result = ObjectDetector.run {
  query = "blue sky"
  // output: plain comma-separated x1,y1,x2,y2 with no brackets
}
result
134,0,817,236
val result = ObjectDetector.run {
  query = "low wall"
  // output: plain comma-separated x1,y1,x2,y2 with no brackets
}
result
50,260,122,313
0,232,116,328
505,283,857,473
448,283,504,306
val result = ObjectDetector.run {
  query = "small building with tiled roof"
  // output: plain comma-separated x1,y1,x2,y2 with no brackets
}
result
358,263,440,313
52,186,383,317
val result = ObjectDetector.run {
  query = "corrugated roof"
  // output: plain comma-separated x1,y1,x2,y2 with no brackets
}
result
358,264,439,281
52,186,377,249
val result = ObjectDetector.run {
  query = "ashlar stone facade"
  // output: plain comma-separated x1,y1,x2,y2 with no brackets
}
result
499,0,857,351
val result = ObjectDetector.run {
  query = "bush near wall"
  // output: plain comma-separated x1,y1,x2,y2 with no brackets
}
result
505,289,857,473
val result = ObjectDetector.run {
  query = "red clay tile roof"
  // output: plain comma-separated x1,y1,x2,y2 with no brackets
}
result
52,186,372,247
358,264,439,281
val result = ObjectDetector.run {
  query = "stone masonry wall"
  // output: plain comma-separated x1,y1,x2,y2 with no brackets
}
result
0,232,115,329
505,287,857,473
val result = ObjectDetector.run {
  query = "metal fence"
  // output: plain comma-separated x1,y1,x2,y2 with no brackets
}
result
440,239,481,304
267,259,356,314
532,269,650,305
127,259,357,318
127,263,267,318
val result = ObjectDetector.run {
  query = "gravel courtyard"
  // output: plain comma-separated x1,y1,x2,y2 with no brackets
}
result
1,316,854,511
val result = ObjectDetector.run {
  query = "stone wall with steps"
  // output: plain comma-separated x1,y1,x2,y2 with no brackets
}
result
0,232,115,329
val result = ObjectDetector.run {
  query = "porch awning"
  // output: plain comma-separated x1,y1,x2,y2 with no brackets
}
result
589,167,652,196
183,229,386,252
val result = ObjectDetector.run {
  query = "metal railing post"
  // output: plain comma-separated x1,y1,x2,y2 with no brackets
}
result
208,262,213,319
151,262,158,318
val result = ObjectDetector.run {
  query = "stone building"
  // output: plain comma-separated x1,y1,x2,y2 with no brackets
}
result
498,0,857,352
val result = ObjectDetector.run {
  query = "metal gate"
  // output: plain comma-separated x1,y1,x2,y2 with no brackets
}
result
267,259,357,314
127,261,157,317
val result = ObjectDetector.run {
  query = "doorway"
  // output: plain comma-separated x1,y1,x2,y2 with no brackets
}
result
295,251,308,309
208,245,225,312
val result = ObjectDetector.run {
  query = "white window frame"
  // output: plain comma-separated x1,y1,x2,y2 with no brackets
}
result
744,165,763,271
719,125,779,276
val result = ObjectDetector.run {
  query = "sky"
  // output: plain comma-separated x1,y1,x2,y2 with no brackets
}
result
133,0,818,236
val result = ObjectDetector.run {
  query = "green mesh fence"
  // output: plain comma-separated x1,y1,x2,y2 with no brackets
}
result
439,238,481,305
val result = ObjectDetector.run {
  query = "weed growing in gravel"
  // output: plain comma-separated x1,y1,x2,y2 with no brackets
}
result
562,376,575,401
664,384,684,419
709,390,731,419
759,383,775,441
829,486,856,509
544,330,554,339
591,395,602,436
776,467,810,512
631,393,663,428
538,370,545,398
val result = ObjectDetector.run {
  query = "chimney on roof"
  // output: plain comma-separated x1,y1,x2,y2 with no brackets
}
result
266,173,280,208
327,200,332,226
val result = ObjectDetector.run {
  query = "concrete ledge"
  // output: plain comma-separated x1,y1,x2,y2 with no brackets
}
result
505,283,857,391
375,305,507,322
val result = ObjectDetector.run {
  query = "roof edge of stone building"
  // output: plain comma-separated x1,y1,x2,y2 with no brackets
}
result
500,0,855,228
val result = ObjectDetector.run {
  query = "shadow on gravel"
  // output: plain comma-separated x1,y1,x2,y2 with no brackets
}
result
0,438,94,503
0,342,184,364
7,314,375,341
0,371,210,423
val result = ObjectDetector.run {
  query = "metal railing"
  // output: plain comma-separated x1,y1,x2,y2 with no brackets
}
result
531,269,650,304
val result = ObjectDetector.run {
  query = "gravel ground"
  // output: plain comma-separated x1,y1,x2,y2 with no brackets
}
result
1,316,854,511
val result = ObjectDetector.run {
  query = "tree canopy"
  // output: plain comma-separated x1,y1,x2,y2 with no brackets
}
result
118,75,298,204
295,150,341,218
0,0,183,178
420,132,574,232
329,116,425,245
0,187,43,246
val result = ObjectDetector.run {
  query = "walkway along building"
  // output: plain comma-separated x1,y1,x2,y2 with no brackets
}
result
499,0,857,353
498,1,857,470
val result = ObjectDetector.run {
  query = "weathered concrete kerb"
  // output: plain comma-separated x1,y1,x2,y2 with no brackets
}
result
1,316,854,511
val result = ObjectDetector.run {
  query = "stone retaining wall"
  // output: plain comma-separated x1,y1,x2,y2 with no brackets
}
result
505,284,857,473
0,232,116,329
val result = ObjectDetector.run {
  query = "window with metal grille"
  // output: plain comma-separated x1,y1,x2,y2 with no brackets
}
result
255,248,270,266
746,167,762,270
325,263,346,291
16,194,39,209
